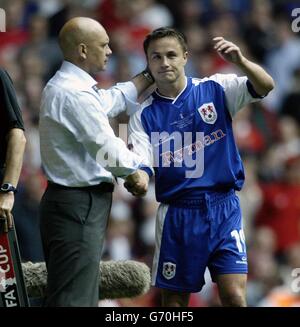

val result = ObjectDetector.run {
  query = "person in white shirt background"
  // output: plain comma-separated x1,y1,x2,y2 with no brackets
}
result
39,17,152,307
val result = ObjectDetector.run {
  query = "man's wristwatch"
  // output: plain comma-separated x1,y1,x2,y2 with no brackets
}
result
0,183,17,193
141,68,154,84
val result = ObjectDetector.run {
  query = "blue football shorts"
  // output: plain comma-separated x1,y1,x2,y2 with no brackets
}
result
151,190,248,293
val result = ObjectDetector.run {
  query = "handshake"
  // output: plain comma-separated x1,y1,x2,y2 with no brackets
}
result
124,169,149,197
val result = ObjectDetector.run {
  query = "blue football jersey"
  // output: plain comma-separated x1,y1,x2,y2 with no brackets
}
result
129,74,262,203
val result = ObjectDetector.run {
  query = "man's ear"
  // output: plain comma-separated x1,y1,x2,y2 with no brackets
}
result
183,51,188,65
78,43,87,60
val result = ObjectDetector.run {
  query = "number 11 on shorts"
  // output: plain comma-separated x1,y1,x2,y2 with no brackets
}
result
231,229,246,253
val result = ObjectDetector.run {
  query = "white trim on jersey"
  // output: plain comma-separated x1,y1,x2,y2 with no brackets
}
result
154,77,188,104
128,102,155,175
151,203,169,286
192,73,261,117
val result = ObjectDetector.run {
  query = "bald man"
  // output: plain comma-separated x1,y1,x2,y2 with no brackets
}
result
39,17,153,307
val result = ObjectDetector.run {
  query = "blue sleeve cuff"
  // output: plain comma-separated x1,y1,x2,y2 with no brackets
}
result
138,165,154,178
246,80,266,99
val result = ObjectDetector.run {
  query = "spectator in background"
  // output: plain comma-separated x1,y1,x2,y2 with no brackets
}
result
247,226,282,306
257,242,300,307
265,18,300,110
13,171,45,261
18,14,62,82
243,0,277,63
255,153,300,255
280,67,300,127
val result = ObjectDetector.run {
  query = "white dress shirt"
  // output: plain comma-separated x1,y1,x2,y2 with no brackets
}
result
39,61,143,187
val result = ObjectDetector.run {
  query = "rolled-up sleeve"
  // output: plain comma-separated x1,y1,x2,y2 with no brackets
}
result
95,81,140,118
128,109,154,177
209,73,262,117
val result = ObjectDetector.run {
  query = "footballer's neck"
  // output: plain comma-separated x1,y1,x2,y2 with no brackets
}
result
157,75,187,99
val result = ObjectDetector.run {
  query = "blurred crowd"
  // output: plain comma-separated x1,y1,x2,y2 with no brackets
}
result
1,0,300,307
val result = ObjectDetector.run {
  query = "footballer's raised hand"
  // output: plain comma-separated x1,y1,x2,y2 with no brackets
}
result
213,37,245,65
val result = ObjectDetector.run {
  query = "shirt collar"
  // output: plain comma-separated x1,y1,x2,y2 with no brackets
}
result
60,60,98,89
153,76,190,105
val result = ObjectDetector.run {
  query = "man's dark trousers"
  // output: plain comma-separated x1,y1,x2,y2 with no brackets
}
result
39,182,113,307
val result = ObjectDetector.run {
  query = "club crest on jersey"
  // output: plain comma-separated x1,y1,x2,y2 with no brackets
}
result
162,262,176,280
198,102,217,124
